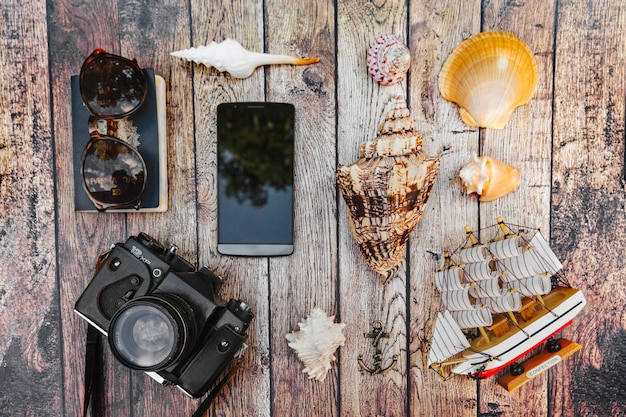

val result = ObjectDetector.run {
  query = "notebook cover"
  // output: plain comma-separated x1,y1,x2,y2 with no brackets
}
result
71,69,168,212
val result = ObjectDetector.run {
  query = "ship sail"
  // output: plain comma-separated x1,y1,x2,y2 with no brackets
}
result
504,275,552,297
451,308,493,329
434,267,466,291
441,287,475,311
428,311,470,368
497,231,562,277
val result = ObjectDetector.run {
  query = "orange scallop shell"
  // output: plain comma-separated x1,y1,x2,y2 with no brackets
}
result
439,31,538,129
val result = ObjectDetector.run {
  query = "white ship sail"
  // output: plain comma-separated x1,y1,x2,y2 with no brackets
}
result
428,311,470,372
451,308,492,329
428,218,586,380
434,267,465,291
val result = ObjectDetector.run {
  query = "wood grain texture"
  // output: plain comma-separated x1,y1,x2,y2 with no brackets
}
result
551,1,626,416
477,1,557,416
1,1,625,416
48,0,135,415
265,0,339,416
191,2,270,417
121,0,201,415
407,1,480,416
0,1,61,416
337,1,409,417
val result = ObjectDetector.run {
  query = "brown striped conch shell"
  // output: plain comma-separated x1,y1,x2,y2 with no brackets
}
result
337,97,440,283
439,31,538,129
171,38,319,79
458,155,520,201
285,308,346,381
367,34,411,85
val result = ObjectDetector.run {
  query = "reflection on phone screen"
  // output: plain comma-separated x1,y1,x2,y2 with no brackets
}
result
217,103,294,253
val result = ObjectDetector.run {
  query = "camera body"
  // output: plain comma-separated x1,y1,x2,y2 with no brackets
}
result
74,233,253,398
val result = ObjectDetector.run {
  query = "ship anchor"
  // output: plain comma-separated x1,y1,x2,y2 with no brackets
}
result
357,320,398,375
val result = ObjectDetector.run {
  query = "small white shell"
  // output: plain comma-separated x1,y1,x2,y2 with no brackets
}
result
285,308,346,381
367,34,411,85
171,38,319,79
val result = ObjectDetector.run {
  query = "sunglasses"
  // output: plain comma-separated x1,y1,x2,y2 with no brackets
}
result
79,49,148,211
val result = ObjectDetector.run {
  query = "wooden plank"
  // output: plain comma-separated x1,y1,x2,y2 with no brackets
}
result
0,1,61,416
118,0,201,415
478,0,557,415
191,1,271,416
551,1,626,416
1,1,623,416
407,2,481,416
46,1,135,416
264,0,338,416
337,1,409,416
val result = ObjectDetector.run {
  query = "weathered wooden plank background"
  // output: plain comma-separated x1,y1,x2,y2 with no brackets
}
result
1,0,625,416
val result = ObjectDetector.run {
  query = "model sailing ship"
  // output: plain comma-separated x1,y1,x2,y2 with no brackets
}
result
428,218,586,389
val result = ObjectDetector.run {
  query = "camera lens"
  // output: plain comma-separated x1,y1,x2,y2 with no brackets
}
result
108,295,196,371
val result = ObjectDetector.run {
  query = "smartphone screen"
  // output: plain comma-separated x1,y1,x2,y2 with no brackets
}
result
216,102,295,256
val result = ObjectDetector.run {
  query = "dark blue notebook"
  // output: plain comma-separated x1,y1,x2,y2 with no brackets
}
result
71,69,168,212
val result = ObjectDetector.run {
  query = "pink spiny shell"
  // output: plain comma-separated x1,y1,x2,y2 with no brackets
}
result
367,34,411,85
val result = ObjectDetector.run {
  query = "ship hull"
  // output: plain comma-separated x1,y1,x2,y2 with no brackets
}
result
451,287,586,378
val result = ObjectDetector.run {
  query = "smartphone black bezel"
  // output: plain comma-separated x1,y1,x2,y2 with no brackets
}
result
216,102,295,257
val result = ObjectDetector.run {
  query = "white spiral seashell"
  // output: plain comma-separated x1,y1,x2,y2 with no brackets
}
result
171,38,319,78
285,308,346,381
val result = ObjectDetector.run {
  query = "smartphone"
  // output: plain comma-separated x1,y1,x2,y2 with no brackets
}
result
216,102,295,256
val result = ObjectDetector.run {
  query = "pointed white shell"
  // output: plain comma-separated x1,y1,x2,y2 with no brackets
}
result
171,38,319,78
285,309,346,381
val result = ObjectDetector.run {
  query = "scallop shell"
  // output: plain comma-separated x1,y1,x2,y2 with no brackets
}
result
458,155,520,201
367,34,411,85
285,308,346,381
337,97,440,283
439,31,538,129
171,38,319,79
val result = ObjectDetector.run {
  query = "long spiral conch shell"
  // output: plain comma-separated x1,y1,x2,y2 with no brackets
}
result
458,155,520,201
439,31,538,129
367,34,411,85
171,38,320,79
337,97,440,283
285,309,346,381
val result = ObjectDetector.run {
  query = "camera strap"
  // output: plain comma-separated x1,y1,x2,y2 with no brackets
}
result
191,361,241,417
81,323,239,417
82,324,102,417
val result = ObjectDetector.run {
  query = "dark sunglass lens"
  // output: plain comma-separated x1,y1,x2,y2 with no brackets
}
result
82,138,146,208
80,53,146,118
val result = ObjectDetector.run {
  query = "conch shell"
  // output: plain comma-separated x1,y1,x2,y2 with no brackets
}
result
458,155,520,201
337,97,440,282
285,308,346,381
367,34,411,85
171,38,319,78
439,31,538,129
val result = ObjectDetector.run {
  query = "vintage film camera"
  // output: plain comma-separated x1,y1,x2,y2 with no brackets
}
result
74,233,253,398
